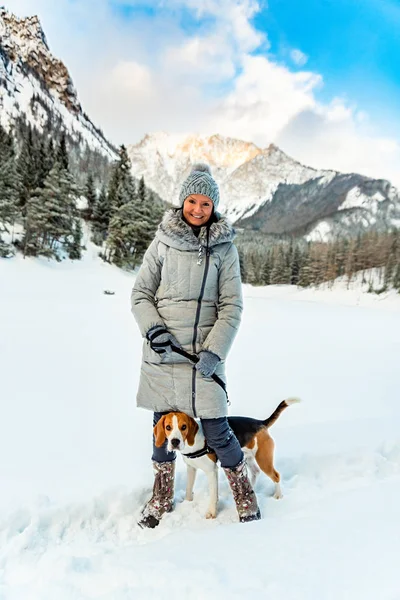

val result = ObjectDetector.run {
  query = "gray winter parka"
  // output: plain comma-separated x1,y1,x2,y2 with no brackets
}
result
131,208,243,419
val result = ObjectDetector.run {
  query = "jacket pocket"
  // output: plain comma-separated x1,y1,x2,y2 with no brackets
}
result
143,339,165,364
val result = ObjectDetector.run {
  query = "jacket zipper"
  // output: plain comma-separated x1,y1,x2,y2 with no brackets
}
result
191,237,210,418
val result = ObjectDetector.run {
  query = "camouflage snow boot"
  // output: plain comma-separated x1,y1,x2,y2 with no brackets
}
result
223,459,261,523
138,460,175,529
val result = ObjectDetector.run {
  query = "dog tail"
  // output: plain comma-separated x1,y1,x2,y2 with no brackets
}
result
263,397,301,429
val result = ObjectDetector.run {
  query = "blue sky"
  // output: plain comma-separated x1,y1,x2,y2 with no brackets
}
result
111,0,400,96
257,0,400,134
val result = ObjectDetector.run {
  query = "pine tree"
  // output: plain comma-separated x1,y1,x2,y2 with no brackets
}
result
17,125,38,213
23,164,78,259
36,138,53,188
92,185,111,243
0,157,20,232
138,175,146,203
0,126,20,251
106,202,140,267
393,263,400,292
106,195,164,268
260,250,272,285
325,244,338,286
107,145,136,211
298,245,312,287
85,173,97,220
270,245,290,284
245,252,260,285
21,130,82,259
57,132,69,171
384,230,399,287
290,245,302,285
344,239,357,288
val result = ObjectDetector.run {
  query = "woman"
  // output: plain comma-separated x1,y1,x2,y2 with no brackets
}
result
131,164,260,528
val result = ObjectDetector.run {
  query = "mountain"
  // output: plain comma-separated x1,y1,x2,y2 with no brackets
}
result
127,132,400,239
0,7,116,161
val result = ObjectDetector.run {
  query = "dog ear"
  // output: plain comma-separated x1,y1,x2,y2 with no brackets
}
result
186,417,199,446
153,416,167,447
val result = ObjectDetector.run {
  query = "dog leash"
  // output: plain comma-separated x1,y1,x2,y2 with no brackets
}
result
170,344,229,402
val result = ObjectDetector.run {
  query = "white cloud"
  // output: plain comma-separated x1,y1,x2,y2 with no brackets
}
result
205,55,321,143
167,0,265,53
7,0,400,187
110,61,153,95
277,100,400,184
290,48,308,66
163,36,236,82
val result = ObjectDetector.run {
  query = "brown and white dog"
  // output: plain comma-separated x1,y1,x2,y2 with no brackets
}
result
153,398,300,519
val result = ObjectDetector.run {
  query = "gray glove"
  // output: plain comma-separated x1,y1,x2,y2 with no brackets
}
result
195,350,220,377
146,325,181,354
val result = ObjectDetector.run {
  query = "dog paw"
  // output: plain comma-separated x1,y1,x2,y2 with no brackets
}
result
185,494,194,502
205,510,217,519
273,483,283,499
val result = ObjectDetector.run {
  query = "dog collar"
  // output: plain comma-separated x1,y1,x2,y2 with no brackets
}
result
182,444,215,459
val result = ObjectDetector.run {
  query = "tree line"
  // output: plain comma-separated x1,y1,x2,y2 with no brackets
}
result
236,229,400,292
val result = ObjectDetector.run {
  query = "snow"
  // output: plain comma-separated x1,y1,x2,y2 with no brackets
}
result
243,270,400,311
220,147,331,222
1,240,400,599
339,187,386,213
305,219,332,241
339,186,365,210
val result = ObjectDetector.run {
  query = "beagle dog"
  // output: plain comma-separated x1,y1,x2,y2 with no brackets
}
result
153,398,300,519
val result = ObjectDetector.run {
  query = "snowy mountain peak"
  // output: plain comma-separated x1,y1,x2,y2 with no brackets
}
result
127,131,400,237
0,7,116,159
0,7,80,114
0,8,49,53
131,131,262,171
177,133,262,170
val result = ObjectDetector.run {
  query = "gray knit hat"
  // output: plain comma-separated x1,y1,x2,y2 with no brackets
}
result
179,163,220,209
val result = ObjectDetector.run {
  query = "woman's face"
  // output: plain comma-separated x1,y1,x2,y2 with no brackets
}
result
183,194,213,227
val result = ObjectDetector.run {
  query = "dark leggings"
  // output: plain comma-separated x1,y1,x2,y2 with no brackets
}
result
152,411,243,469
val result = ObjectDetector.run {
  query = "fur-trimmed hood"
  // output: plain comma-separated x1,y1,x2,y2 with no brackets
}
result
156,208,235,250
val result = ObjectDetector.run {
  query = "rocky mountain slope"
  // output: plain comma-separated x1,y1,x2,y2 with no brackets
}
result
127,132,400,239
0,7,116,160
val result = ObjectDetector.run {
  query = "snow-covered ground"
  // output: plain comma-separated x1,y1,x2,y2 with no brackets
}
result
1,244,400,600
